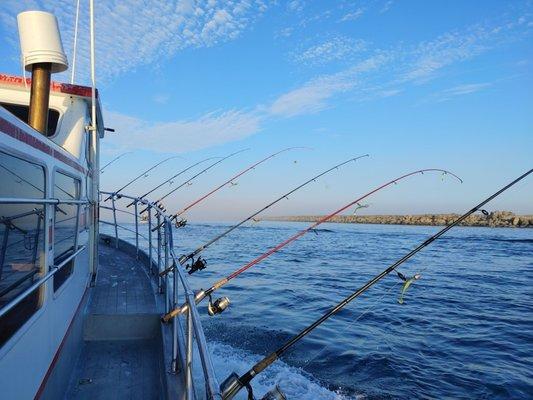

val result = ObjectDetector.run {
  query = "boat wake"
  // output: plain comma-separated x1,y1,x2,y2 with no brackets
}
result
208,341,357,400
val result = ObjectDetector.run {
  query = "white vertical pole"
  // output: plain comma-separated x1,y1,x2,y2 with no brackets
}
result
89,0,99,280
70,0,80,84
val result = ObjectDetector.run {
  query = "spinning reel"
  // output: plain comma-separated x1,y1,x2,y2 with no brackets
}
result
175,218,187,228
186,256,207,275
220,372,286,400
207,294,230,316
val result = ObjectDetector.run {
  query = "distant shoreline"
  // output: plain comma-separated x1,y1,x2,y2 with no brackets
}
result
265,211,532,228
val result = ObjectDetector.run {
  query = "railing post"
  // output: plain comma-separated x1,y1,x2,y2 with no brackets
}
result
134,201,139,260
111,195,119,248
164,223,170,313
186,307,194,400
147,206,153,274
0,225,10,280
157,213,162,293
31,213,42,265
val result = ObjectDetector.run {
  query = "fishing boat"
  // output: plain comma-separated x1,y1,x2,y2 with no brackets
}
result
0,9,224,400
1,6,530,400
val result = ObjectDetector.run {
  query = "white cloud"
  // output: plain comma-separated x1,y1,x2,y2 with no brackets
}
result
340,8,364,22
399,18,530,83
380,1,394,14
0,0,269,84
291,36,367,66
269,53,391,117
105,109,261,153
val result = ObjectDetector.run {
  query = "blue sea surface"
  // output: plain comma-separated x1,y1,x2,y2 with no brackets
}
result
102,221,532,399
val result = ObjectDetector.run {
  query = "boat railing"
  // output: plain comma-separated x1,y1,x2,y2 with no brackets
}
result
99,191,222,400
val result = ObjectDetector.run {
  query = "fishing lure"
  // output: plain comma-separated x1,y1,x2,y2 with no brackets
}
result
396,271,422,304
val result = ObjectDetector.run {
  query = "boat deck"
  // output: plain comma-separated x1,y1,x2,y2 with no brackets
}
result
66,241,167,400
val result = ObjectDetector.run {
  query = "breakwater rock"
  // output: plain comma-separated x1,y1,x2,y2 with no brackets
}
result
267,211,532,228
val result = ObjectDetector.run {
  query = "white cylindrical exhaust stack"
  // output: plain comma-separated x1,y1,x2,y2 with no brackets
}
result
17,11,68,135
17,11,68,73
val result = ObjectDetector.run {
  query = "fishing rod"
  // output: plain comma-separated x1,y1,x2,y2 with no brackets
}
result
104,155,182,201
219,168,532,400
140,149,249,215
125,157,221,208
159,154,369,276
162,168,462,322
169,147,308,223
100,151,132,173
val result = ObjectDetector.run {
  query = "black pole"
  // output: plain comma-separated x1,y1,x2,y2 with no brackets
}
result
126,157,221,207
235,168,533,392
104,155,181,201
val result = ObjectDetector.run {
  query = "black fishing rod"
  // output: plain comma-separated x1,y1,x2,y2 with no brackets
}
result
140,149,249,215
160,154,369,276
219,168,532,400
162,168,462,322
169,147,308,222
104,155,182,201
125,157,221,208
100,151,133,173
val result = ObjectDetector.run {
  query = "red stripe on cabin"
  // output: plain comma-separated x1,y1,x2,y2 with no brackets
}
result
0,73,97,98
0,116,88,175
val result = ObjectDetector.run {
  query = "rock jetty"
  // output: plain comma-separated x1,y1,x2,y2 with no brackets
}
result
267,211,532,228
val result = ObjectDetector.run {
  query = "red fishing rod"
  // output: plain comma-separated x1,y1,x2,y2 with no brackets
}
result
168,147,307,223
162,168,462,322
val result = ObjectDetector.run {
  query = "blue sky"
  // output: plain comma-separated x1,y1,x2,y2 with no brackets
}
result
1,1,532,220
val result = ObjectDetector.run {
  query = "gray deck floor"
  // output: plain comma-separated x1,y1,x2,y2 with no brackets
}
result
66,241,163,400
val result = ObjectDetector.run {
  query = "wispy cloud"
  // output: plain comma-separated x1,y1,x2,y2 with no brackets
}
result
400,17,531,83
339,8,364,22
291,36,367,66
380,1,394,14
427,82,492,103
269,53,391,117
105,109,261,154
0,0,270,83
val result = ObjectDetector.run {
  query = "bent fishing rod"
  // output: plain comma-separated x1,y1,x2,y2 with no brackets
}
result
100,151,132,173
162,168,462,322
141,149,249,215
219,168,532,400
125,157,221,208
159,154,369,275
104,155,182,201
169,147,308,222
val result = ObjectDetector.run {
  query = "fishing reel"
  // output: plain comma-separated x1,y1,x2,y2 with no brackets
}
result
186,256,207,275
220,373,286,400
175,218,187,228
207,295,230,316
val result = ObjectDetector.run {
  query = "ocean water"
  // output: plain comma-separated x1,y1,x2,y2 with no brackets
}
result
102,221,532,399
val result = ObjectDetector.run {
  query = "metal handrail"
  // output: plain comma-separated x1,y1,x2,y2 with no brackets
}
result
0,246,86,318
0,198,89,205
99,190,222,399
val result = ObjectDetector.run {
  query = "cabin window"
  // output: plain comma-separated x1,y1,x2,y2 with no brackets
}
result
53,172,80,291
0,151,45,346
0,102,60,137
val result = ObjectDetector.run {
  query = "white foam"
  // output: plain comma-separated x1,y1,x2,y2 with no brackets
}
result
207,341,357,400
